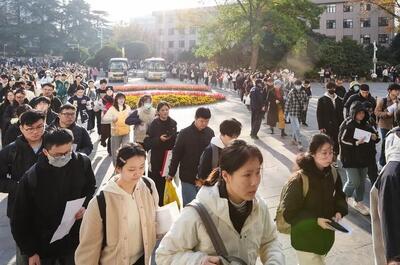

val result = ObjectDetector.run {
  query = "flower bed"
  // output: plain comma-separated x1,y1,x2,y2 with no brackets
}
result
125,91,225,109
114,84,211,92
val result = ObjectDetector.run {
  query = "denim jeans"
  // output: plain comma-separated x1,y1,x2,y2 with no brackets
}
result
288,114,302,143
343,167,368,202
181,181,199,206
379,128,390,166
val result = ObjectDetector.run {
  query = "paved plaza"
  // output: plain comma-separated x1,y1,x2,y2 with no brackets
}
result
0,78,391,265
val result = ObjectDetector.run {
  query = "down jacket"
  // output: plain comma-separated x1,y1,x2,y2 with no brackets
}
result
156,183,285,265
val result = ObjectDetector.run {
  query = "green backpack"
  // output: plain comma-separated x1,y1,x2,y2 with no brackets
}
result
275,166,338,234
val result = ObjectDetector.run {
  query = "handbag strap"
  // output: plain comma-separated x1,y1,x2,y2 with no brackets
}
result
187,202,248,265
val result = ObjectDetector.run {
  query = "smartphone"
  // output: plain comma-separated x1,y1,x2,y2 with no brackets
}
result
328,220,349,233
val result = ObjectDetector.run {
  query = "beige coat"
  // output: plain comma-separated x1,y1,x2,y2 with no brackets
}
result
374,96,398,130
102,105,131,136
75,176,159,265
156,184,285,265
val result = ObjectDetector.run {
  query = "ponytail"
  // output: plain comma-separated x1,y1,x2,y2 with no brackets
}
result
197,167,221,187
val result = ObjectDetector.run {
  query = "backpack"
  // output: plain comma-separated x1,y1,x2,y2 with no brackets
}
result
211,144,219,169
97,177,153,249
275,166,338,234
187,201,248,265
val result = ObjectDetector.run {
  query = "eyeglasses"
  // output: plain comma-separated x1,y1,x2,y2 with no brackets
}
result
23,124,45,133
60,112,76,117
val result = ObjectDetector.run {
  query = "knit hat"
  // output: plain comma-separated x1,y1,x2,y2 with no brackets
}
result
349,81,360,89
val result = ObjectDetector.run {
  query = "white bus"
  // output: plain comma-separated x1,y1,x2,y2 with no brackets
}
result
143,57,167,81
108,58,129,83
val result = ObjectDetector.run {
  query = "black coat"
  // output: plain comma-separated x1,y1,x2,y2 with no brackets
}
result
11,152,96,258
316,95,344,146
48,118,93,156
143,117,177,175
3,122,21,146
339,102,378,168
283,157,348,255
0,136,43,217
168,122,214,184
344,93,376,117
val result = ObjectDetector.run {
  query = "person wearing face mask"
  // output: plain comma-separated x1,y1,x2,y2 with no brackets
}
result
342,81,360,107
125,95,157,146
317,82,344,157
285,79,309,151
11,128,96,265
102,93,131,165
249,79,266,139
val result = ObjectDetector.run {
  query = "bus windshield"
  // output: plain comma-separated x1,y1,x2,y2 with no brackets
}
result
109,61,128,72
145,61,166,72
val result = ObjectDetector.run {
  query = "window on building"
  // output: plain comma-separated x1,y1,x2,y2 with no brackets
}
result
189,27,196,35
360,3,371,11
379,17,389,27
343,4,353,12
326,4,336,13
360,18,371,28
343,19,353,28
179,40,185,48
168,41,174,48
178,28,185,35
189,40,196,48
360,34,371,44
378,34,389,44
326,20,336,29
168,28,174,35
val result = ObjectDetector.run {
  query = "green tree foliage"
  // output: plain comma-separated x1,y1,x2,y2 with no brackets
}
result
86,45,122,68
124,41,150,60
0,0,109,56
195,0,322,69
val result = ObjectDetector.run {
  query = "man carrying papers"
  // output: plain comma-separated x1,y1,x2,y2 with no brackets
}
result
11,128,96,265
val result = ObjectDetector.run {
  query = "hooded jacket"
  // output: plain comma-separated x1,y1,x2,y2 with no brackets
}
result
75,176,158,265
125,106,157,143
197,136,225,180
156,183,285,265
339,101,378,168
371,129,400,264
282,157,348,255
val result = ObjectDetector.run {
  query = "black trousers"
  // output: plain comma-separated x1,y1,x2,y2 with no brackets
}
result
251,110,263,136
94,111,102,134
149,170,166,207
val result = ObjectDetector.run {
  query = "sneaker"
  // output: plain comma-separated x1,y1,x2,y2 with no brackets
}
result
347,197,355,206
269,128,274,134
297,144,303,151
353,202,370,215
251,135,259,140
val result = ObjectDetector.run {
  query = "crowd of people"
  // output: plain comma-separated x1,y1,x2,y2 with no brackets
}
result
0,60,399,265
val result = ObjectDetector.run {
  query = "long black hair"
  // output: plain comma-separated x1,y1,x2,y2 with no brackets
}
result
200,140,263,187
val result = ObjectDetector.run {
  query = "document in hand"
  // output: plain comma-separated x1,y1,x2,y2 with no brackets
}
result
156,201,180,235
50,197,86,243
353,128,371,143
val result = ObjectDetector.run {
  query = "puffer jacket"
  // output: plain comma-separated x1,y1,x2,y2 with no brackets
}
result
75,176,159,265
102,105,131,136
156,183,285,265
282,157,348,255
339,101,378,168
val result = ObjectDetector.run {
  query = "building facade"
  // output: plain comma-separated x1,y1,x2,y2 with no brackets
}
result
311,0,395,46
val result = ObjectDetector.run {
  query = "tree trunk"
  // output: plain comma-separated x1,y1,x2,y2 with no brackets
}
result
249,40,259,70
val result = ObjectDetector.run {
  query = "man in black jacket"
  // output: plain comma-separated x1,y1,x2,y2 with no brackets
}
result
344,84,376,118
0,110,45,218
48,104,93,156
168,107,214,206
316,82,344,156
11,128,96,265
249,79,266,139
38,83,62,113
31,96,58,125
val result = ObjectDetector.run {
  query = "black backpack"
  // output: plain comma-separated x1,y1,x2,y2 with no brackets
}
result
96,177,152,249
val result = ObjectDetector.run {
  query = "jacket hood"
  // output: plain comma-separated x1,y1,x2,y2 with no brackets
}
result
210,136,225,149
385,131,400,163
103,177,130,196
297,154,331,176
349,101,368,122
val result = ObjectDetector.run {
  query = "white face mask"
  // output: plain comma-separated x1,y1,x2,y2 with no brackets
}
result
144,103,152,109
295,85,301,90
48,153,72,168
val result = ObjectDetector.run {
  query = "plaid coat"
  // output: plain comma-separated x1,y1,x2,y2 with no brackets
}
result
285,89,308,118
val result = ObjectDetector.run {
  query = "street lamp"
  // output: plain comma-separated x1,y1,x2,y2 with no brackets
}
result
372,41,378,79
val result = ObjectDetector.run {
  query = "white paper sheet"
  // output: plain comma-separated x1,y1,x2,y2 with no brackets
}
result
353,128,371,143
156,201,180,235
387,103,398,114
50,197,86,243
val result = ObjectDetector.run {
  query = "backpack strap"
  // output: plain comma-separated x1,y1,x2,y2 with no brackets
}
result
141,176,153,195
298,171,309,197
211,145,219,169
187,201,248,265
96,191,107,250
